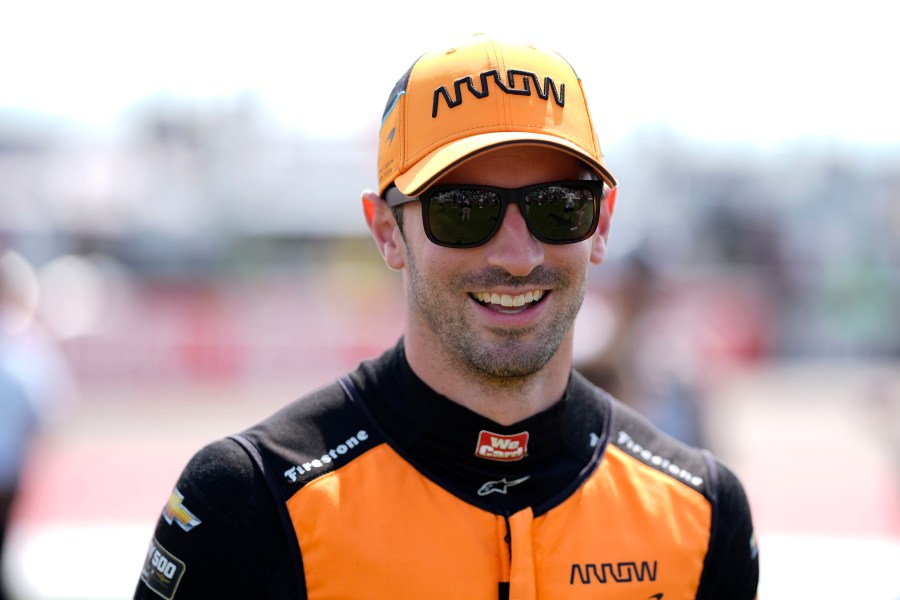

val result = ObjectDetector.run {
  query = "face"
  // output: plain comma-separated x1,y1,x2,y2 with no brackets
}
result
376,146,610,381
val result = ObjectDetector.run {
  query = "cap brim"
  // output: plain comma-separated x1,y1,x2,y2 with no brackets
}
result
391,132,617,196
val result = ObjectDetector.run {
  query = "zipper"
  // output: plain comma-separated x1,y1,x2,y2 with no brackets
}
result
498,513,512,600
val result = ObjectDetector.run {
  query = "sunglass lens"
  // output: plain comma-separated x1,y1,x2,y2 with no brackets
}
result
427,190,500,246
525,185,596,242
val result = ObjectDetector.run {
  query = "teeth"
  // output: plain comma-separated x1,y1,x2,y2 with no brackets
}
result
474,290,544,306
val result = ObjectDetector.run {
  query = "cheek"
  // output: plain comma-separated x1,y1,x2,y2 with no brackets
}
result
551,240,595,267
405,241,481,297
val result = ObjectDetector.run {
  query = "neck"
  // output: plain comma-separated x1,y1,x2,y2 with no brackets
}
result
403,330,573,425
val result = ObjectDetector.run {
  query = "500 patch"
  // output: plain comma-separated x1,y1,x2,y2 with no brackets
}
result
140,538,186,599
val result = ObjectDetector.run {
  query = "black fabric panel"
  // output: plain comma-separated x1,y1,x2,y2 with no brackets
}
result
134,380,382,599
230,434,307,600
133,438,298,599
695,458,760,599
498,582,510,600
239,381,384,500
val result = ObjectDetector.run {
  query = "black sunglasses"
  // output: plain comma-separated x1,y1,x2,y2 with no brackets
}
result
385,180,606,248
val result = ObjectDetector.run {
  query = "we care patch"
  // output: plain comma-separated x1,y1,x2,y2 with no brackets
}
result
475,430,529,461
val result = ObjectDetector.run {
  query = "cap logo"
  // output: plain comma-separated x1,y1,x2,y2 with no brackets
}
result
433,69,565,118
475,430,529,461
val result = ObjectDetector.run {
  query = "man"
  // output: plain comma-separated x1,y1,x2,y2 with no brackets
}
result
135,34,758,599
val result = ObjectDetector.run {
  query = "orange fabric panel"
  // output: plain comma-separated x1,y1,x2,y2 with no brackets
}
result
287,444,506,599
530,445,712,599
285,443,711,599
508,510,537,600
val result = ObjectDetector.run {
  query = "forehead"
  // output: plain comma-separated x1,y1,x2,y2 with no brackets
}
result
435,145,589,188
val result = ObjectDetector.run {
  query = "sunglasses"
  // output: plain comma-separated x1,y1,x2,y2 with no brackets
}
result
385,180,606,248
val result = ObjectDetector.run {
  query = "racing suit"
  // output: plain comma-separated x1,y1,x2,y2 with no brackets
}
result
135,341,758,599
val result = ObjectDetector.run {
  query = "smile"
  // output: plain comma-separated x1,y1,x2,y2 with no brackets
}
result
471,290,545,308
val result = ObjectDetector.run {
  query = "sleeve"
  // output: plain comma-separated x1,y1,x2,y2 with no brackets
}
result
695,458,760,600
133,438,298,599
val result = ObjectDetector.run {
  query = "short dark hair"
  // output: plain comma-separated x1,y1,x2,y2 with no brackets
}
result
391,206,405,234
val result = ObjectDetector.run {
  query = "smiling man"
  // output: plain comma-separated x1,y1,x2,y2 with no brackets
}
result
373,145,606,425
135,34,759,599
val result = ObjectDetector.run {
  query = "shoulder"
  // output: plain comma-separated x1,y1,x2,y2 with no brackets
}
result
574,370,755,526
135,437,293,599
135,370,395,600
149,378,362,531
575,374,759,597
611,402,759,597
167,436,268,528
588,376,715,500
171,373,384,506
234,377,384,495
241,378,358,445
606,386,754,519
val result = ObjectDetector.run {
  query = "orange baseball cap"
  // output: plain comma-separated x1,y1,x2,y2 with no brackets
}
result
377,34,617,197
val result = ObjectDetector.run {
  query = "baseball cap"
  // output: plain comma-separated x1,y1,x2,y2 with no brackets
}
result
377,33,617,197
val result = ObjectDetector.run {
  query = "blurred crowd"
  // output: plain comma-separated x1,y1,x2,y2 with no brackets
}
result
1,96,898,421
0,251,79,600
1,106,899,445
1,95,899,598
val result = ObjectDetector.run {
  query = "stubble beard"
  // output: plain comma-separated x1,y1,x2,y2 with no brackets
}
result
405,251,586,384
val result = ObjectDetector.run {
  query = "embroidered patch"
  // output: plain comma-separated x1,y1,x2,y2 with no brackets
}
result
163,487,202,532
475,430,529,461
140,538,186,599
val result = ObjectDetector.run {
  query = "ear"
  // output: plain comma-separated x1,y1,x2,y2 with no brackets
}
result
589,187,615,265
362,190,406,270
605,185,618,217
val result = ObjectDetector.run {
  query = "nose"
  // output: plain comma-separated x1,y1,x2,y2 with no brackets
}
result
483,204,544,276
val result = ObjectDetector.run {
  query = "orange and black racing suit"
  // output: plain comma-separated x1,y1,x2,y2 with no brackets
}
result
135,341,758,599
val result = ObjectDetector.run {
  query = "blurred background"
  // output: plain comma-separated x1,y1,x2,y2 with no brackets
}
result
1,1,899,598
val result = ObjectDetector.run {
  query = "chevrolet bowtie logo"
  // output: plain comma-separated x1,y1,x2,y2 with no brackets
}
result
163,487,202,532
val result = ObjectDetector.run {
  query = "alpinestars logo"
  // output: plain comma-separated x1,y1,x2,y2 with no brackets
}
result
477,476,530,496
475,430,529,461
